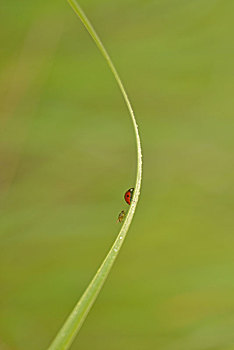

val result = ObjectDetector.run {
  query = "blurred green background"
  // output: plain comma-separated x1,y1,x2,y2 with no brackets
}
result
1,0,234,349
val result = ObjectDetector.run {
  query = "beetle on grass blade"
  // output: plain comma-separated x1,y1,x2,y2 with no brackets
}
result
124,188,134,205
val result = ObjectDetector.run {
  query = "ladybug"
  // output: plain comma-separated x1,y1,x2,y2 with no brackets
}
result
124,188,134,205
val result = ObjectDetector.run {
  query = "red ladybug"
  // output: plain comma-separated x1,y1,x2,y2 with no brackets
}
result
124,188,134,205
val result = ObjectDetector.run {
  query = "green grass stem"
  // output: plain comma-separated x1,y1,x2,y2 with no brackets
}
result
47,1,142,349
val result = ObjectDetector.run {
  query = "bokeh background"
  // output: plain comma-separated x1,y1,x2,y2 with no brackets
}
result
1,0,234,349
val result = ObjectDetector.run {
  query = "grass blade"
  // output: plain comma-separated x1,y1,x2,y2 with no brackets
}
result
47,1,142,349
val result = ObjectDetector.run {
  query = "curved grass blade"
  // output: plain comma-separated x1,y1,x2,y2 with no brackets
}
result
47,1,142,349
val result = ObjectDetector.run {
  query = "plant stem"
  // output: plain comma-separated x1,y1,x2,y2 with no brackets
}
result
47,2,142,349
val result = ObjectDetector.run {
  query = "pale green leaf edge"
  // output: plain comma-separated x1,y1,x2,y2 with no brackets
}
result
47,1,142,349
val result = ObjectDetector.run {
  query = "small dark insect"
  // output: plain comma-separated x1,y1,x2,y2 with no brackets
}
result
124,188,134,205
117,210,126,223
